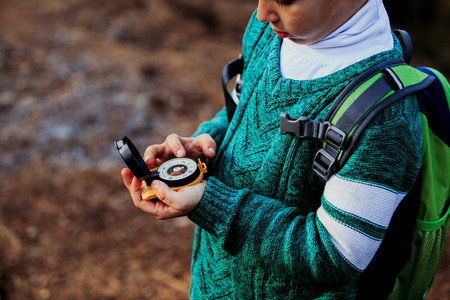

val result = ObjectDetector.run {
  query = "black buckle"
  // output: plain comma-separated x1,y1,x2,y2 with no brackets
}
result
324,125,347,150
280,113,328,139
313,149,336,181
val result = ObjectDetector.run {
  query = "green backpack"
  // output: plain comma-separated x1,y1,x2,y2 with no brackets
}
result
223,30,450,299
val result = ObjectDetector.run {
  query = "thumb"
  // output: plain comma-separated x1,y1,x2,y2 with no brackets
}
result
151,180,171,203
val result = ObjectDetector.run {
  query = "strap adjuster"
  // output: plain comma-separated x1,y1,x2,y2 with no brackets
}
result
313,126,347,180
313,149,336,181
324,125,347,150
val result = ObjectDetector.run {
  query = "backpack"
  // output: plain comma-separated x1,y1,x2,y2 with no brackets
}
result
222,30,450,299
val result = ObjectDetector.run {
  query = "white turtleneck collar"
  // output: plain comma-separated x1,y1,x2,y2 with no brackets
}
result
280,0,394,80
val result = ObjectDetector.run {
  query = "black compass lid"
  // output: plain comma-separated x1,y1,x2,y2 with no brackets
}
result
115,136,151,181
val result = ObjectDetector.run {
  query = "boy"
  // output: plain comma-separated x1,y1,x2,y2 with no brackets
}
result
122,0,422,298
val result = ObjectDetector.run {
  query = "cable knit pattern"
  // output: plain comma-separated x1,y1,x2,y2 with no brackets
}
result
189,11,422,299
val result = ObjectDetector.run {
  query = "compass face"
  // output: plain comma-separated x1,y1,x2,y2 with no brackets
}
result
158,158,198,181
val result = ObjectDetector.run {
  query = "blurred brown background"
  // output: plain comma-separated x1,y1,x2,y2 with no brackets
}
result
0,0,448,299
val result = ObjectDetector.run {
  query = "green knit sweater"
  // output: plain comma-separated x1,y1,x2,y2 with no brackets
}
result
188,12,422,299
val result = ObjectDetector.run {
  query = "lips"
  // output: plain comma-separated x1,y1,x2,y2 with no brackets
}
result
273,29,291,38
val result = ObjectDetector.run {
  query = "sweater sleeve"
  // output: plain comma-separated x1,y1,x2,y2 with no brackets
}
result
317,93,423,271
188,95,422,288
189,176,360,288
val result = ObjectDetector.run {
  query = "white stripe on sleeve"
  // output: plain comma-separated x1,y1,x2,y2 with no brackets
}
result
317,206,382,270
323,175,405,227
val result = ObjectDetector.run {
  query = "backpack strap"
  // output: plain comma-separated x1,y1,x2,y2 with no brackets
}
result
222,55,244,122
394,29,413,64
281,61,434,182
413,66,450,226
416,67,450,146
316,62,434,180
281,63,434,213
280,59,407,149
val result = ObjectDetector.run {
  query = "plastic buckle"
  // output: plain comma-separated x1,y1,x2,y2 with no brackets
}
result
280,113,325,139
280,113,308,137
324,126,347,150
232,73,243,104
313,149,336,181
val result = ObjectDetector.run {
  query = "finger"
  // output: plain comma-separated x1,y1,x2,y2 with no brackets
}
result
151,180,170,203
121,168,147,209
130,176,144,207
165,134,186,157
143,143,172,168
175,180,207,208
178,134,215,158
151,180,187,212
152,180,206,213
121,168,134,190
195,134,217,158
134,196,160,215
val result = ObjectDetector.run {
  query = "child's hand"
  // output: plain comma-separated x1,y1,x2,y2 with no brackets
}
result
121,168,206,219
121,133,215,219
143,133,216,169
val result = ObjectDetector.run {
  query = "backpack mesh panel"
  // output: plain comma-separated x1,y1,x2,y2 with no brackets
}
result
388,215,450,299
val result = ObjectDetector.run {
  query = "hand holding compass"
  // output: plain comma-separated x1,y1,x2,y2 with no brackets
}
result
117,134,216,219
115,136,210,200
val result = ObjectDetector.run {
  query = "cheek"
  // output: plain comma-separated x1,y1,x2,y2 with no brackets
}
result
288,15,318,36
285,6,317,29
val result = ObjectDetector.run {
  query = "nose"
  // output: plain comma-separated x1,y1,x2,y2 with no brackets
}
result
257,1,280,23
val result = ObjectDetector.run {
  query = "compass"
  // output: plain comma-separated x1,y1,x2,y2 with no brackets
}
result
115,136,207,200
159,158,198,182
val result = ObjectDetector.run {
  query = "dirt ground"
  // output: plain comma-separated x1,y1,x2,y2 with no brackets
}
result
0,0,448,299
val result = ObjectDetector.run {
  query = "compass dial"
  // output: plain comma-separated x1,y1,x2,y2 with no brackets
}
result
158,158,199,182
